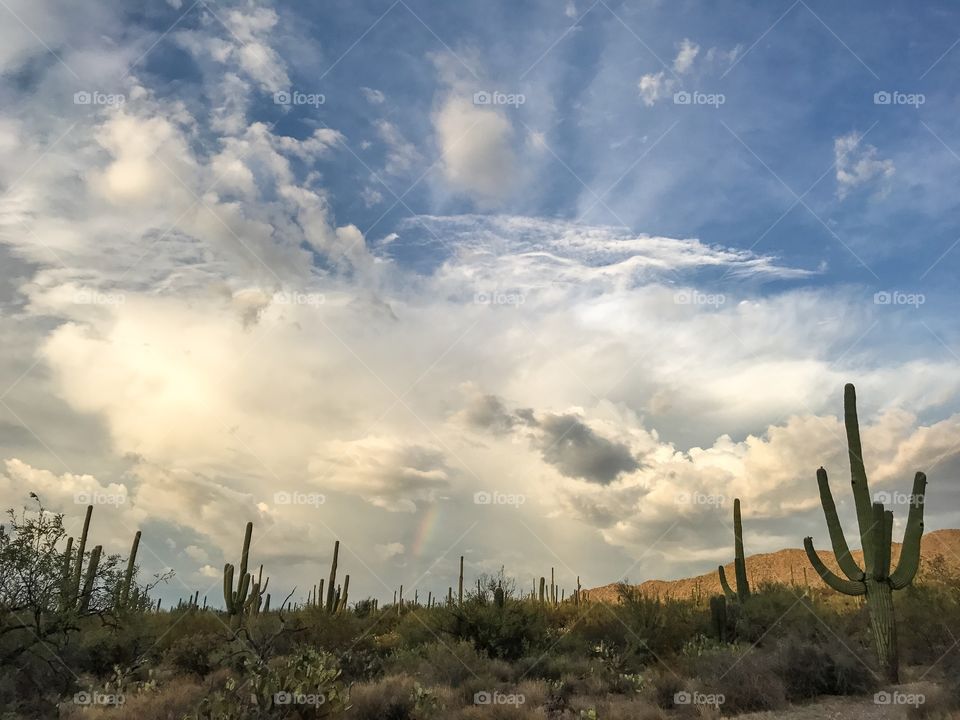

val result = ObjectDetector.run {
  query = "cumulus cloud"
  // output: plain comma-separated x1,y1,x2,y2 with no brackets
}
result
434,96,517,203
835,131,895,199
310,438,452,512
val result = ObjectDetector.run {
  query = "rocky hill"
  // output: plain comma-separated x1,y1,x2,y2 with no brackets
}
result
587,529,960,603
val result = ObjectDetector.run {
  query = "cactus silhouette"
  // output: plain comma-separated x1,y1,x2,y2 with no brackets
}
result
718,498,751,602
223,521,253,629
803,383,927,683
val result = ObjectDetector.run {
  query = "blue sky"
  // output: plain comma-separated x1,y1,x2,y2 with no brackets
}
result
0,0,958,605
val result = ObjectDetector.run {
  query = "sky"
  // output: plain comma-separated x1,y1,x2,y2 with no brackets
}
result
0,0,959,607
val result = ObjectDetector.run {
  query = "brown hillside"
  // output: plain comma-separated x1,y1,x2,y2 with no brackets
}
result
587,529,960,603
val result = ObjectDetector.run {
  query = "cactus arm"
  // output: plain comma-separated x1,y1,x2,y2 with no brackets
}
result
815,467,864,581
223,563,235,613
78,545,102,612
804,537,865,596
717,565,737,601
844,384,876,572
890,472,927,590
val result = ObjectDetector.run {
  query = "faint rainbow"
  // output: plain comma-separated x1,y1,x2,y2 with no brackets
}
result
410,503,441,557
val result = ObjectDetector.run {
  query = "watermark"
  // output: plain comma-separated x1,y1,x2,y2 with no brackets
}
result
74,91,125,106
474,290,525,307
874,491,924,507
673,90,725,108
274,291,325,307
73,290,125,306
873,91,925,108
273,90,326,107
675,491,725,507
74,491,126,506
474,491,526,507
674,691,724,708
474,690,525,706
874,290,925,308
674,290,725,307
275,691,327,707
473,91,526,107
273,491,326,507
874,690,925,708
74,691,125,706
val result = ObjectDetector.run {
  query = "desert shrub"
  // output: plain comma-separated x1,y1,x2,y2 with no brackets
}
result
898,567,960,666
162,632,222,677
646,668,685,709
347,674,418,720
515,650,592,682
689,647,787,714
186,645,347,719
773,635,877,699
59,675,207,720
439,599,549,661
388,640,512,689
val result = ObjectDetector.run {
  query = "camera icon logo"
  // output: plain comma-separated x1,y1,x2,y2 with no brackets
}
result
74,91,92,105
473,91,492,105
274,90,292,105
874,91,892,105
474,491,492,505
673,91,691,105
674,691,692,705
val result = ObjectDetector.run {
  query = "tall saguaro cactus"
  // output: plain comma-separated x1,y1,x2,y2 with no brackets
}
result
70,505,94,605
223,521,253,629
804,384,927,683
718,498,751,602
119,531,141,609
325,540,340,613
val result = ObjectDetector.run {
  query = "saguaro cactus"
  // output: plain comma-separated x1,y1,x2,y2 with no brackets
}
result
458,556,464,605
803,384,927,683
70,505,94,605
325,540,340,613
718,498,751,603
223,521,253,629
119,531,141,609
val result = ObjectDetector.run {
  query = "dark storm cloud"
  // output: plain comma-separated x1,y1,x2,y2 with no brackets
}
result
534,413,640,485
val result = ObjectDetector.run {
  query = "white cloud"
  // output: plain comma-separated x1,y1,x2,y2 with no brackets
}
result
376,120,419,175
638,71,671,106
434,96,517,203
673,39,700,74
375,542,405,559
835,131,895,199
361,87,386,104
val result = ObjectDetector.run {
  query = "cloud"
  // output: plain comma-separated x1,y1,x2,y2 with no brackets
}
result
361,87,386,104
639,72,670,106
835,131,895,199
310,438,452,512
434,96,517,203
531,413,640,484
375,542,405,560
376,120,420,175
673,39,700,74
